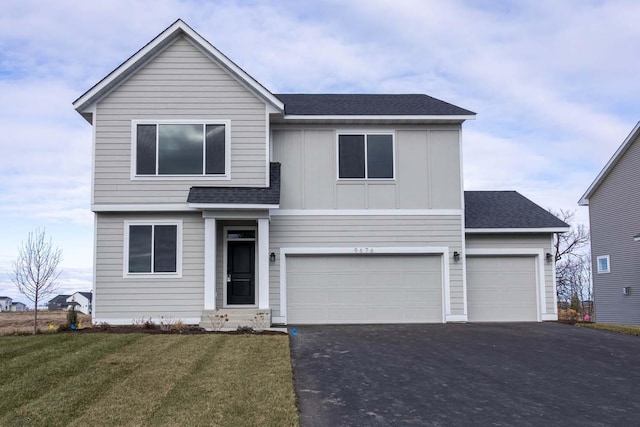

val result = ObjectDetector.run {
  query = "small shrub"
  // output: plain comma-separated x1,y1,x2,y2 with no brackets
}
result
207,314,228,332
95,322,111,330
237,326,253,333
250,311,270,332
160,317,187,333
132,317,156,329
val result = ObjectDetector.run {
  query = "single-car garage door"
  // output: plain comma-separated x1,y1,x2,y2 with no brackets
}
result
287,254,443,324
466,256,538,322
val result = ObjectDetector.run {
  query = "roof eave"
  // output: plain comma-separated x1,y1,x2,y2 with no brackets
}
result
465,227,570,233
282,114,476,121
579,121,640,205
73,19,284,115
187,203,279,210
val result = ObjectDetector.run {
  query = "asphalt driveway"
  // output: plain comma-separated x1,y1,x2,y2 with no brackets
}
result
289,323,640,426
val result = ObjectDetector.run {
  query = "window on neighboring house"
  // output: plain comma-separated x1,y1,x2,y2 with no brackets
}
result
134,122,229,176
338,133,394,179
125,221,182,276
596,255,610,274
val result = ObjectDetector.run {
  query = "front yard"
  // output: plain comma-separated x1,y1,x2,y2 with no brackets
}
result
0,333,298,426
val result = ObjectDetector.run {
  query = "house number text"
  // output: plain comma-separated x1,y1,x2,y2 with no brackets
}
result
354,247,374,253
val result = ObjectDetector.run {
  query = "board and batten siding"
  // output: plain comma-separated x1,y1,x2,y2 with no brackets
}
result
268,215,464,318
465,234,556,315
94,35,268,206
272,127,462,210
589,135,640,324
94,212,205,323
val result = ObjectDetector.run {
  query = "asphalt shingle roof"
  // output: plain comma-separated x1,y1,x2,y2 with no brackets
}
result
49,295,70,304
275,94,475,116
188,163,280,205
465,191,569,229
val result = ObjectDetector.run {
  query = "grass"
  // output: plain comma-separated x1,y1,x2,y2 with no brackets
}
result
0,334,299,426
0,311,92,335
579,322,640,336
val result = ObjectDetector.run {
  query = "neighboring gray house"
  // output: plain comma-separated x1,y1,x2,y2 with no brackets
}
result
73,20,567,327
0,297,12,312
48,295,71,311
580,122,640,325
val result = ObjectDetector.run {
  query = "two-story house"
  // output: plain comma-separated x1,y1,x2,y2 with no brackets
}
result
0,297,12,312
579,122,640,325
73,20,567,327
66,292,93,315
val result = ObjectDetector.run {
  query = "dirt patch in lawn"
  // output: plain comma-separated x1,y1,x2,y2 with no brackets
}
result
0,311,91,335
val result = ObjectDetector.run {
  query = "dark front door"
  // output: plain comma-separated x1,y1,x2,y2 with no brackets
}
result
227,240,255,305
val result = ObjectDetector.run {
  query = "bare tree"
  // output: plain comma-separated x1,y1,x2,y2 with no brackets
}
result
9,229,63,334
550,209,591,311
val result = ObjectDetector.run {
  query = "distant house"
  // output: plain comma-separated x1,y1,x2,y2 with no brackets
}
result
0,297,12,312
10,302,27,312
66,292,92,315
579,122,640,325
48,295,71,311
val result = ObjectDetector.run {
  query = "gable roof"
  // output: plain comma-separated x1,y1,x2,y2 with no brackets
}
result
187,163,280,207
48,295,71,305
465,191,569,232
579,121,640,205
70,292,93,302
275,94,475,117
73,19,284,118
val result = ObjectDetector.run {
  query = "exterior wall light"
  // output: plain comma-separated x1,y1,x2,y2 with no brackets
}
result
546,253,553,262
453,251,460,262
270,252,276,263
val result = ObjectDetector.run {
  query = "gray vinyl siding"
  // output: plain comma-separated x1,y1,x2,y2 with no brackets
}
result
94,35,268,206
94,212,204,323
465,233,556,315
272,126,462,210
269,215,464,318
589,135,640,324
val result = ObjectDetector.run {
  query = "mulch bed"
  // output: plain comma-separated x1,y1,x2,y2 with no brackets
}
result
69,325,286,335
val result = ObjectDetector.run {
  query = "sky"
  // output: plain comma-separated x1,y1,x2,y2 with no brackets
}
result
1,0,639,306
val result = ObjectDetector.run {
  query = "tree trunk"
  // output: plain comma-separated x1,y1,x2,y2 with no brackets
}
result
33,295,38,335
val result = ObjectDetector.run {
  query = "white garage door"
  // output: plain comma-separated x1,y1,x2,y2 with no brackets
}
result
466,256,538,322
287,255,443,324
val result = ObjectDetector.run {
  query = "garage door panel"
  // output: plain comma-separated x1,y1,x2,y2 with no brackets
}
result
467,256,538,322
287,255,443,324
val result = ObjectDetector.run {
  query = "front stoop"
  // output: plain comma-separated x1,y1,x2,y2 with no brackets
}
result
199,308,271,331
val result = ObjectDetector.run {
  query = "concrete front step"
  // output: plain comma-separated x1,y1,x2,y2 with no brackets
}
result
199,308,271,331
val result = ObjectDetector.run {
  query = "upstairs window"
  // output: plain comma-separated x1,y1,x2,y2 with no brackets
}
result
338,133,394,179
134,121,229,176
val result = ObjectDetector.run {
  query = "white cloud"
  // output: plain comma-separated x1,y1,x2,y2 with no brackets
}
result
0,0,639,278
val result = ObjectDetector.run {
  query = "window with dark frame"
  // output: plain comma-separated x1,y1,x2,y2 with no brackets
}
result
136,123,226,176
128,224,178,274
338,134,393,179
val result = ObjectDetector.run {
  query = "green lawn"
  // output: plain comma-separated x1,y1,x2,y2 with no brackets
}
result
0,333,299,426
579,322,640,336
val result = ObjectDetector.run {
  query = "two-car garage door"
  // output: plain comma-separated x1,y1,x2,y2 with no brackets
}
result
287,255,443,324
466,256,538,322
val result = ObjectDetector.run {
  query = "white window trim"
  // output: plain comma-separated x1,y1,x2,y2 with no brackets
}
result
130,119,231,181
336,131,396,181
123,220,183,278
596,255,610,274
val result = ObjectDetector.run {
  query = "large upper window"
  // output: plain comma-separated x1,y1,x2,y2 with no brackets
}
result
338,133,394,179
124,221,182,277
134,121,229,176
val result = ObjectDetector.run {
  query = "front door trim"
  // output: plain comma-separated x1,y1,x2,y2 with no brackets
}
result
223,226,258,308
